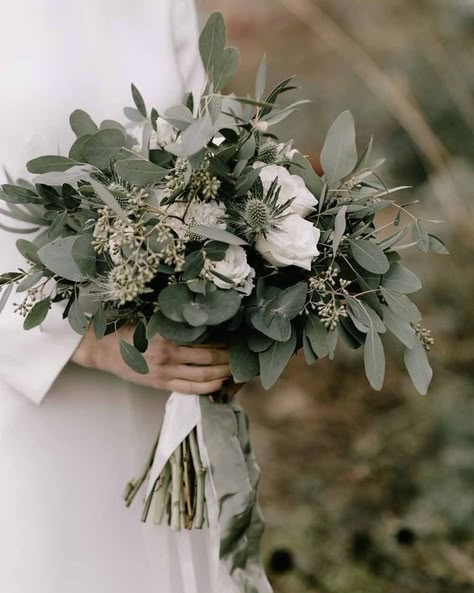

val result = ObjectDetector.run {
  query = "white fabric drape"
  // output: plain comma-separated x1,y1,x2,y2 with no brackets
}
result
0,2,212,592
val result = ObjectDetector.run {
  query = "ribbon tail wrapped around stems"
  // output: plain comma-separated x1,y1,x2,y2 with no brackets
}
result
124,386,273,593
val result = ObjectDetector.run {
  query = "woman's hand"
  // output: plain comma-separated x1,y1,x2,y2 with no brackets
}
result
71,325,231,395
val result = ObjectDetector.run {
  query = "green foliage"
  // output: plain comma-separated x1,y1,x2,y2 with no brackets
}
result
0,10,441,397
320,111,358,186
119,339,149,374
23,298,51,330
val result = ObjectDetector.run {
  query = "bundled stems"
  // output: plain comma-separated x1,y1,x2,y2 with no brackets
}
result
125,426,208,531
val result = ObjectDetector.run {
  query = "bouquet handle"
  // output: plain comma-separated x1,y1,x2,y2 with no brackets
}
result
125,391,273,593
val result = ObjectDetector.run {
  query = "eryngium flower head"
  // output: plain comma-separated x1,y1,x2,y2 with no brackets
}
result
257,143,278,164
244,198,271,234
229,178,294,241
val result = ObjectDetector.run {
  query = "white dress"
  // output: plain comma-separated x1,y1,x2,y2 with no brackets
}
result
0,2,213,592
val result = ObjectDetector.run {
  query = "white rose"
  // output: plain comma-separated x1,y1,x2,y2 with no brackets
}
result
255,214,320,270
258,164,318,217
164,200,226,238
204,245,255,296
150,117,176,149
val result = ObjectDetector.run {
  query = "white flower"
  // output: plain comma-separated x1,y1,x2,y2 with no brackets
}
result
255,214,320,270
150,117,176,149
164,200,226,239
258,164,318,217
204,245,255,295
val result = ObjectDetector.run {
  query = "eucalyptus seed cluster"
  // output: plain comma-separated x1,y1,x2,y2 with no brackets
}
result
308,265,350,330
13,284,45,317
106,254,159,305
412,322,435,351
161,239,186,272
165,157,189,194
92,208,145,258
316,300,348,331
165,157,221,201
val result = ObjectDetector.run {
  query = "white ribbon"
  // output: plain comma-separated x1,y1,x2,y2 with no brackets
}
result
146,392,267,593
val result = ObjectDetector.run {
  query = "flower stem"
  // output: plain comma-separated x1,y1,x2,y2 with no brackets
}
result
170,445,183,531
188,429,206,529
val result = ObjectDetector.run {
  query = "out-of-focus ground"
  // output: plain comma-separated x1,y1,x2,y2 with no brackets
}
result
198,1,474,591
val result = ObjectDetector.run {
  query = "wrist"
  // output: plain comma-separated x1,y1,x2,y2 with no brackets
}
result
71,326,100,369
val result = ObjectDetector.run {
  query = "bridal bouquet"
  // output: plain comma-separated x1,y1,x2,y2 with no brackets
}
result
0,11,445,592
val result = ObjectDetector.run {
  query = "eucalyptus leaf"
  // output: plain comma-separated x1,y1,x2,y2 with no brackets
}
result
164,105,194,130
412,221,430,253
259,327,296,389
230,338,260,382
381,305,417,349
183,302,210,327
68,134,90,162
146,312,161,340
31,165,95,186
152,313,207,344
305,313,329,358
82,129,125,170
23,297,51,330
71,234,97,277
199,11,226,73
68,299,88,334
380,287,421,322
114,159,169,186
349,239,390,274
320,111,358,186
16,270,44,293
347,298,385,334
255,55,267,101
251,308,291,342
93,304,107,340
119,340,149,374
38,236,87,282
288,152,323,196
404,344,433,395
47,211,68,240
131,83,147,118
1,184,39,205
269,282,308,320
302,330,318,365
70,109,98,137
381,263,422,294
428,234,449,255
247,332,273,353
159,284,193,322
195,288,241,325
213,46,240,92
16,239,42,265
333,205,347,254
364,328,385,391
0,283,14,314
27,155,82,174
133,321,148,353
167,115,215,158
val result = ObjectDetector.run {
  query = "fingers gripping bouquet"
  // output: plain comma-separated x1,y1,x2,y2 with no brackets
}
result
0,12,446,592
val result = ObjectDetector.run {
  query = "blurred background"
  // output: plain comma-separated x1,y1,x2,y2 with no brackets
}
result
197,1,474,591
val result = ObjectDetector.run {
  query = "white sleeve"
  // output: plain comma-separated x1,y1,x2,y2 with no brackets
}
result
0,226,83,405
171,0,206,100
